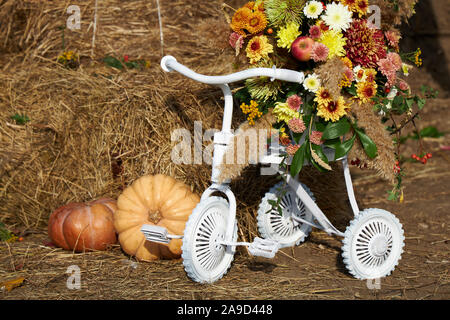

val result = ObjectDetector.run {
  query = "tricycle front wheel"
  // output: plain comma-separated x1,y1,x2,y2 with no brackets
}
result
181,196,237,284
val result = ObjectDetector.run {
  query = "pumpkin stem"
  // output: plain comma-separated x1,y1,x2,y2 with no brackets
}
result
148,210,162,224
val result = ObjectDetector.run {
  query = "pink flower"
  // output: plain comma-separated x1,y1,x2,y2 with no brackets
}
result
288,118,306,133
310,131,323,145
310,42,329,62
286,94,303,111
385,30,401,51
286,144,301,156
344,66,354,82
377,58,397,87
387,52,402,71
398,79,410,92
229,32,244,49
309,25,322,40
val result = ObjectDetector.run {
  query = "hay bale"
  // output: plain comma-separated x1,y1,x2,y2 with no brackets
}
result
0,0,356,245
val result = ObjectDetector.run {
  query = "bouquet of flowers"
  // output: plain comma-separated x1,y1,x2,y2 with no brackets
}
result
223,0,437,201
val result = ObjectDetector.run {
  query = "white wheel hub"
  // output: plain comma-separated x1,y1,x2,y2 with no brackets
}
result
257,181,315,248
370,235,389,257
342,208,405,279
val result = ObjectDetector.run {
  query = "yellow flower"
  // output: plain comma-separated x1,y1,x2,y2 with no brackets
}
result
240,100,262,125
314,87,333,105
414,48,422,67
354,0,369,17
356,81,378,104
317,29,347,59
317,96,348,122
401,63,411,76
364,68,377,82
273,102,299,123
246,10,268,34
246,35,274,64
340,0,369,17
278,126,289,139
341,56,353,69
276,22,301,50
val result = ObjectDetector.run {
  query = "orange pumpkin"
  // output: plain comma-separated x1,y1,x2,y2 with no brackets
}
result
114,174,200,261
48,198,117,252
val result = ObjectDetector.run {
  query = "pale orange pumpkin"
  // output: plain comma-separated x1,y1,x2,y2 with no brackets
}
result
114,174,200,261
48,198,117,252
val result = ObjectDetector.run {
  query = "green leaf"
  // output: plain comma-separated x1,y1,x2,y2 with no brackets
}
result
346,83,357,96
0,222,14,241
277,206,283,216
322,118,350,140
387,190,398,201
103,56,124,70
234,87,251,104
290,143,306,177
334,134,356,160
315,121,327,132
392,95,404,108
292,132,304,144
418,126,445,138
406,98,414,109
355,128,378,159
417,98,426,110
10,114,30,125
323,137,341,149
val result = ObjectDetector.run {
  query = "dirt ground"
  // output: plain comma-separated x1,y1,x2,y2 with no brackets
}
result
1,0,449,300
1,92,449,301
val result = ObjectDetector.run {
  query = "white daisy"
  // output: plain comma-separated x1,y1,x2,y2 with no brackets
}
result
387,88,398,100
303,1,324,19
322,2,353,32
353,65,366,83
303,73,321,92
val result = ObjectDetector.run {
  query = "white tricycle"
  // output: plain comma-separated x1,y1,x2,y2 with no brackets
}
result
141,56,405,284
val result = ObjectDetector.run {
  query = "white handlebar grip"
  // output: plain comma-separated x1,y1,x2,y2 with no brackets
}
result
160,55,177,72
273,68,305,84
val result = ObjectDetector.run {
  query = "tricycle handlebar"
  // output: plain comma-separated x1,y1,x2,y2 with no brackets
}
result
161,55,304,85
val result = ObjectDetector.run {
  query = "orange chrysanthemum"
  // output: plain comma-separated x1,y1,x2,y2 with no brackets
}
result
246,10,268,34
244,1,265,12
231,7,252,35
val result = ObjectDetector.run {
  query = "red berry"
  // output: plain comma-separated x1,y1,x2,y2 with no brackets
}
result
421,158,427,164
427,153,432,159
